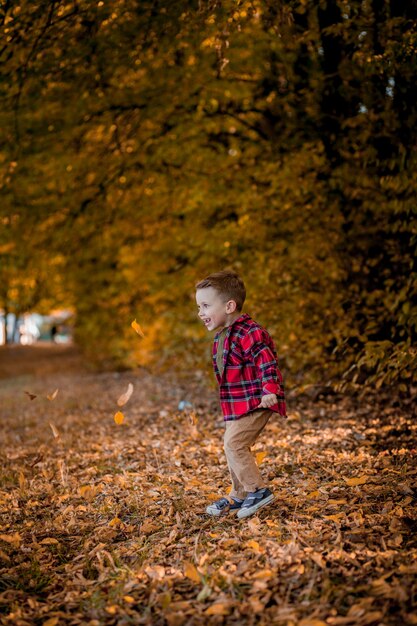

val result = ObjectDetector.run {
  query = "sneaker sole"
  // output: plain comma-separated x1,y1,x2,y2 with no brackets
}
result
206,505,241,516
237,494,275,519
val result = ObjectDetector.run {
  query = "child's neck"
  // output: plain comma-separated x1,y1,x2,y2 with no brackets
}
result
224,311,241,328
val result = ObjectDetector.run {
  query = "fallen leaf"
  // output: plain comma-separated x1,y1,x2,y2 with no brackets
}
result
114,411,124,425
205,602,232,616
40,537,59,545
24,391,37,400
344,475,368,486
324,513,345,523
245,539,262,552
123,596,135,604
0,533,21,547
43,618,60,626
117,383,134,407
184,561,201,583
131,319,145,338
105,605,118,614
145,565,165,580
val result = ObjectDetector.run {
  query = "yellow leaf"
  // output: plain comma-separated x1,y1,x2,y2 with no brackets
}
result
0,549,11,562
184,561,201,583
123,596,135,604
105,605,118,614
205,603,232,616
255,451,267,464
46,388,59,401
344,475,368,486
252,569,274,580
245,539,261,552
299,619,328,626
0,533,21,547
324,513,345,523
109,517,122,527
117,383,134,407
79,485,99,500
306,490,320,499
43,618,60,626
40,537,59,545
114,411,124,425
131,319,145,338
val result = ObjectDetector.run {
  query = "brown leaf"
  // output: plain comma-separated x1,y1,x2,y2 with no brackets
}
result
24,391,37,400
344,475,368,486
117,383,134,407
46,388,59,401
184,561,201,583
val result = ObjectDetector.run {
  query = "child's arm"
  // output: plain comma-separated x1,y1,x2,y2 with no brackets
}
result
240,328,285,406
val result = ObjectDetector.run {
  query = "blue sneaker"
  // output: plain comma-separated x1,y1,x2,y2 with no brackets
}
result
206,496,243,516
237,488,275,519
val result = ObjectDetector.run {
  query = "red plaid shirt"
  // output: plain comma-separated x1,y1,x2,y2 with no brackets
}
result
212,313,286,421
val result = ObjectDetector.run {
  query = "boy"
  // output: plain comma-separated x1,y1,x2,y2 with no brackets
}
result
195,270,286,519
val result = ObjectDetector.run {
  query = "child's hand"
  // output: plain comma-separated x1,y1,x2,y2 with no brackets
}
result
258,393,278,408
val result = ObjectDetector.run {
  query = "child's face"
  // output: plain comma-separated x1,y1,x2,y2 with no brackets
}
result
196,287,235,332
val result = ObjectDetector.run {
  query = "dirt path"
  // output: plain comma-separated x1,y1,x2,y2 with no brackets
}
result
0,346,416,625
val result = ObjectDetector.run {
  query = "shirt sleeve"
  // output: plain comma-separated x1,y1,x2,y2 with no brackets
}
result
240,328,285,397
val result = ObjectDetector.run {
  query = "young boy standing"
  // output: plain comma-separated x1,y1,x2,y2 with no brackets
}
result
195,270,286,519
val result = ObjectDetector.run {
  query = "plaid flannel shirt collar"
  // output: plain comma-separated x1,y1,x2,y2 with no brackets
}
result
213,313,251,380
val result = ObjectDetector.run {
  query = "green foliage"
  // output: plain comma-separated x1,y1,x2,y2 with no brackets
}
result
0,0,416,390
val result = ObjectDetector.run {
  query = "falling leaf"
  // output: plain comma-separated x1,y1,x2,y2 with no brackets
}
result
117,383,134,407
184,561,201,583
49,422,60,438
114,411,124,425
131,319,145,338
24,391,37,400
255,450,267,464
46,388,59,401
344,475,368,486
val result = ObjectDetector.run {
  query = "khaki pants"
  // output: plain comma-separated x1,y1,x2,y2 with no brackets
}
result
224,409,272,500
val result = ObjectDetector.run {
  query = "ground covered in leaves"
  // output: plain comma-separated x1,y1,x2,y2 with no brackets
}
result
0,346,416,626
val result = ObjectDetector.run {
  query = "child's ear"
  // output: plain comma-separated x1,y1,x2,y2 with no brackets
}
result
226,300,237,313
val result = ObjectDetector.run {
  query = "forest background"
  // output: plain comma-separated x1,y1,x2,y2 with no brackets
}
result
1,0,416,394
